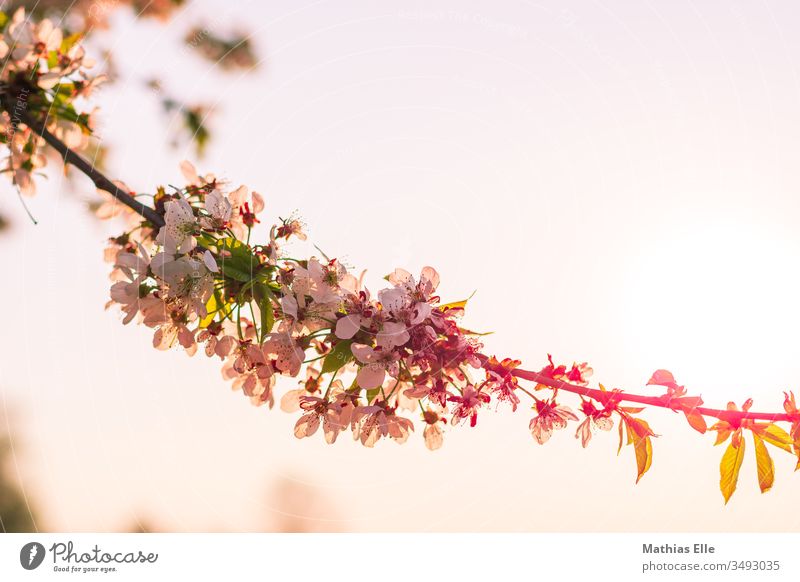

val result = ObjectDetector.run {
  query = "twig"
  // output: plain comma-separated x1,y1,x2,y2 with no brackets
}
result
479,354,794,425
16,109,165,228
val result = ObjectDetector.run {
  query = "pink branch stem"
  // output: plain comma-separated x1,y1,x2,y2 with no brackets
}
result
478,355,793,424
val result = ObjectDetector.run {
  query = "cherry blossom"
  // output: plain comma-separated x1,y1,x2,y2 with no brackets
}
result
351,343,400,390
529,398,579,445
575,400,615,448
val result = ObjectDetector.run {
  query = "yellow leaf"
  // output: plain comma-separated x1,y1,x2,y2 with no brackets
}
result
199,291,231,329
439,291,475,312
199,294,219,328
621,415,654,483
633,434,653,483
753,433,775,494
439,299,468,310
755,423,794,454
720,437,746,504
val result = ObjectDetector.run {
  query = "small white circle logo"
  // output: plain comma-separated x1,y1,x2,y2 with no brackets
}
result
20,542,46,570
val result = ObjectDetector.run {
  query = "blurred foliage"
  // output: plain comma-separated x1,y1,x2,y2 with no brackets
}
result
148,79,213,158
185,26,258,71
7,0,186,29
0,435,38,533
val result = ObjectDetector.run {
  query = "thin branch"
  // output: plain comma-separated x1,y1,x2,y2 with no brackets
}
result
478,355,794,424
16,109,164,228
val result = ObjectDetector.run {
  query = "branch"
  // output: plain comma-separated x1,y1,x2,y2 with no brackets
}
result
478,355,793,424
7,99,795,429
9,103,164,228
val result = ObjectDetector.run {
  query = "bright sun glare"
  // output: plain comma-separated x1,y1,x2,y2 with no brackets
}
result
622,217,800,400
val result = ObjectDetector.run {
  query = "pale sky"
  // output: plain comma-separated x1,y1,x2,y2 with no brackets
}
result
2,0,800,532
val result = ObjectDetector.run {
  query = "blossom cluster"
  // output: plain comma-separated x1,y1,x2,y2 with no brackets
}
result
98,153,680,467
0,8,104,195
103,161,513,449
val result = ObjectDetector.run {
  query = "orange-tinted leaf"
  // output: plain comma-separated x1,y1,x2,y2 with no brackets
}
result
720,437,746,504
683,408,707,434
617,418,624,455
710,420,733,445
713,428,732,446
647,369,682,392
633,433,653,483
752,433,775,494
620,406,645,414
628,416,656,438
732,429,743,449
784,391,798,413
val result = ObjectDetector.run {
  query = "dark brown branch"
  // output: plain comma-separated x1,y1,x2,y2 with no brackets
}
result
15,107,164,228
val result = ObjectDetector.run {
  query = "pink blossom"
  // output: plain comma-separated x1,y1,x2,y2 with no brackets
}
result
263,333,305,377
422,409,445,451
376,321,410,349
156,197,197,255
529,399,579,445
273,213,307,241
201,189,232,231
448,385,491,428
351,343,400,389
574,401,614,448
335,290,377,340
196,323,237,359
352,404,414,447
294,393,351,444
484,357,522,411
228,185,264,238
152,319,196,355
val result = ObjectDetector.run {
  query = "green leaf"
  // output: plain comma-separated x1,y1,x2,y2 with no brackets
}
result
216,237,260,283
365,387,380,405
221,265,252,283
321,340,353,374
253,283,274,336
